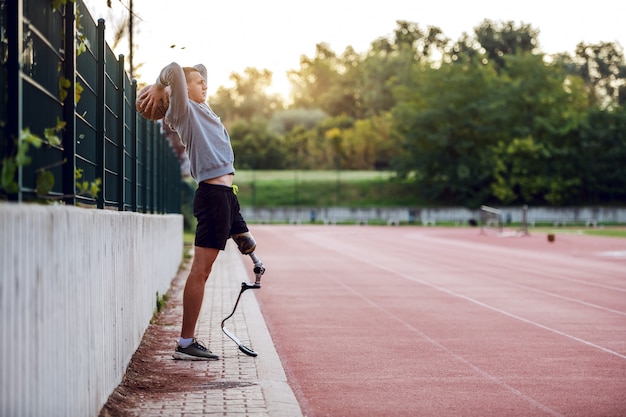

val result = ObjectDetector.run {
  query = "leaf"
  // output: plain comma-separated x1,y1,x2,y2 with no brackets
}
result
75,81,83,103
20,128,43,147
89,178,101,197
59,77,71,102
44,127,62,147
76,176,101,198
15,142,32,166
36,170,55,197
41,118,66,147
76,40,87,56
51,0,65,12
1,158,18,193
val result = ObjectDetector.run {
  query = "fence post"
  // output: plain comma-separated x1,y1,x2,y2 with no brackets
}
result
521,204,530,236
141,119,148,212
131,80,138,212
156,126,163,213
95,18,106,209
151,126,157,213
6,0,23,202
62,0,77,205
117,55,125,211
145,122,151,213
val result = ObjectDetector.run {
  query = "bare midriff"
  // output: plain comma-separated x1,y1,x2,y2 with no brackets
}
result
203,173,234,187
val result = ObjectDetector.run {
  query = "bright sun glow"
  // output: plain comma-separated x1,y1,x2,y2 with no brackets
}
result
83,0,624,97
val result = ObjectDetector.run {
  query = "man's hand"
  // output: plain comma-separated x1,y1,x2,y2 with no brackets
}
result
136,84,170,120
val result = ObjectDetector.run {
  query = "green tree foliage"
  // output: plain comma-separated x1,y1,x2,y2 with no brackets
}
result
578,108,626,203
473,20,540,67
208,18,625,206
555,42,626,108
390,19,626,206
340,113,396,170
392,26,600,207
268,108,327,135
287,43,343,111
358,23,448,119
230,119,286,170
210,67,283,125
392,58,505,206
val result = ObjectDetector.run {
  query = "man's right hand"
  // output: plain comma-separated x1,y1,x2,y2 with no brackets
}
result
137,84,169,120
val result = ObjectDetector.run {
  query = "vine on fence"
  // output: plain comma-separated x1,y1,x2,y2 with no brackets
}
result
0,0,99,201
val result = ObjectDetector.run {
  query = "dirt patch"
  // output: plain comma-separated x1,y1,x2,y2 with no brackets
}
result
98,261,257,417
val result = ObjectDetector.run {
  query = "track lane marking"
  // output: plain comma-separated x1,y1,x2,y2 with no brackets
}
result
403,232,626,292
357,232,626,317
342,250,626,361
301,257,565,417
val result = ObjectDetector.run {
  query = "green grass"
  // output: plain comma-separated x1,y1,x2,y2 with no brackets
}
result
184,231,195,245
233,170,425,207
531,227,626,239
179,170,626,236
583,228,626,238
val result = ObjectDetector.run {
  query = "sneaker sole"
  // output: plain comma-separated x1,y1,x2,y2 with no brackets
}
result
172,351,220,361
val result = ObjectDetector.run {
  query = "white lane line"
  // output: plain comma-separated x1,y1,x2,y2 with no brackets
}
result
476,273,626,317
598,250,626,258
322,268,565,417
364,258,626,361
403,232,626,293
302,231,626,360
374,234,626,316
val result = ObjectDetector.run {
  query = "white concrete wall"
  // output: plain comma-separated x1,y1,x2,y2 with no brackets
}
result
0,203,183,417
241,206,626,225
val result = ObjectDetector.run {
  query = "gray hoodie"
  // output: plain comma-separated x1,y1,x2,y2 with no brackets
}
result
156,62,234,183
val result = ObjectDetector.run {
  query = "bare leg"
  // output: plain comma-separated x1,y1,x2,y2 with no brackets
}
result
181,246,219,338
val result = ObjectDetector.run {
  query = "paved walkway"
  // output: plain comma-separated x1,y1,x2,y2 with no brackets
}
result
99,242,303,417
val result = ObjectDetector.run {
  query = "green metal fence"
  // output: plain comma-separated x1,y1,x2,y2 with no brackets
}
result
1,0,181,213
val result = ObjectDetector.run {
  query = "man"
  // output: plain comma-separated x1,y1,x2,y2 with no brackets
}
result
139,62,250,360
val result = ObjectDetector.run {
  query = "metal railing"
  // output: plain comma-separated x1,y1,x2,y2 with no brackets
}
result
1,0,181,213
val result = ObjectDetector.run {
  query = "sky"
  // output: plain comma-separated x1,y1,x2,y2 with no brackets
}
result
82,0,626,98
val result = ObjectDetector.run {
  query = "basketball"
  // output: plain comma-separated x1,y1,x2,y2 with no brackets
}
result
136,85,168,120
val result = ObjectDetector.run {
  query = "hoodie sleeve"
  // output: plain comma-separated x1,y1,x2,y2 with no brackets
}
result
156,62,188,127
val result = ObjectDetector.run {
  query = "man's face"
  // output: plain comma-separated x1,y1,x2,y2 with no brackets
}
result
187,71,207,103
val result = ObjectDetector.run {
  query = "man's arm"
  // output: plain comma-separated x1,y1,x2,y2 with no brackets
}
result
156,62,188,125
137,62,187,122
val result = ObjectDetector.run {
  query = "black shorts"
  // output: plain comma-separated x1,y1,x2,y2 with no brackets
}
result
193,182,249,250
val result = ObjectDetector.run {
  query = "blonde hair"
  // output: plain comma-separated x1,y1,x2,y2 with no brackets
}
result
182,67,200,82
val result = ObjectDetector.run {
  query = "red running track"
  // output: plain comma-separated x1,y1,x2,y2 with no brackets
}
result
252,225,626,417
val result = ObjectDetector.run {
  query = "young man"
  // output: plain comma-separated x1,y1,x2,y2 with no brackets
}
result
139,62,250,360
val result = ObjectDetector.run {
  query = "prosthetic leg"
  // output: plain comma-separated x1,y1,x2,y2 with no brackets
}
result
221,232,265,357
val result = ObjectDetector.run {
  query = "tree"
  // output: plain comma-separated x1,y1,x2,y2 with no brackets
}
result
339,113,396,170
229,119,286,170
210,67,283,125
448,19,540,69
578,108,626,203
358,22,449,118
268,108,327,135
567,42,626,108
359,38,398,117
287,43,342,111
392,48,593,206
392,59,504,206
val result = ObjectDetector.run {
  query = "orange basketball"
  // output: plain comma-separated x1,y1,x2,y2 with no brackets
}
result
136,85,168,120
